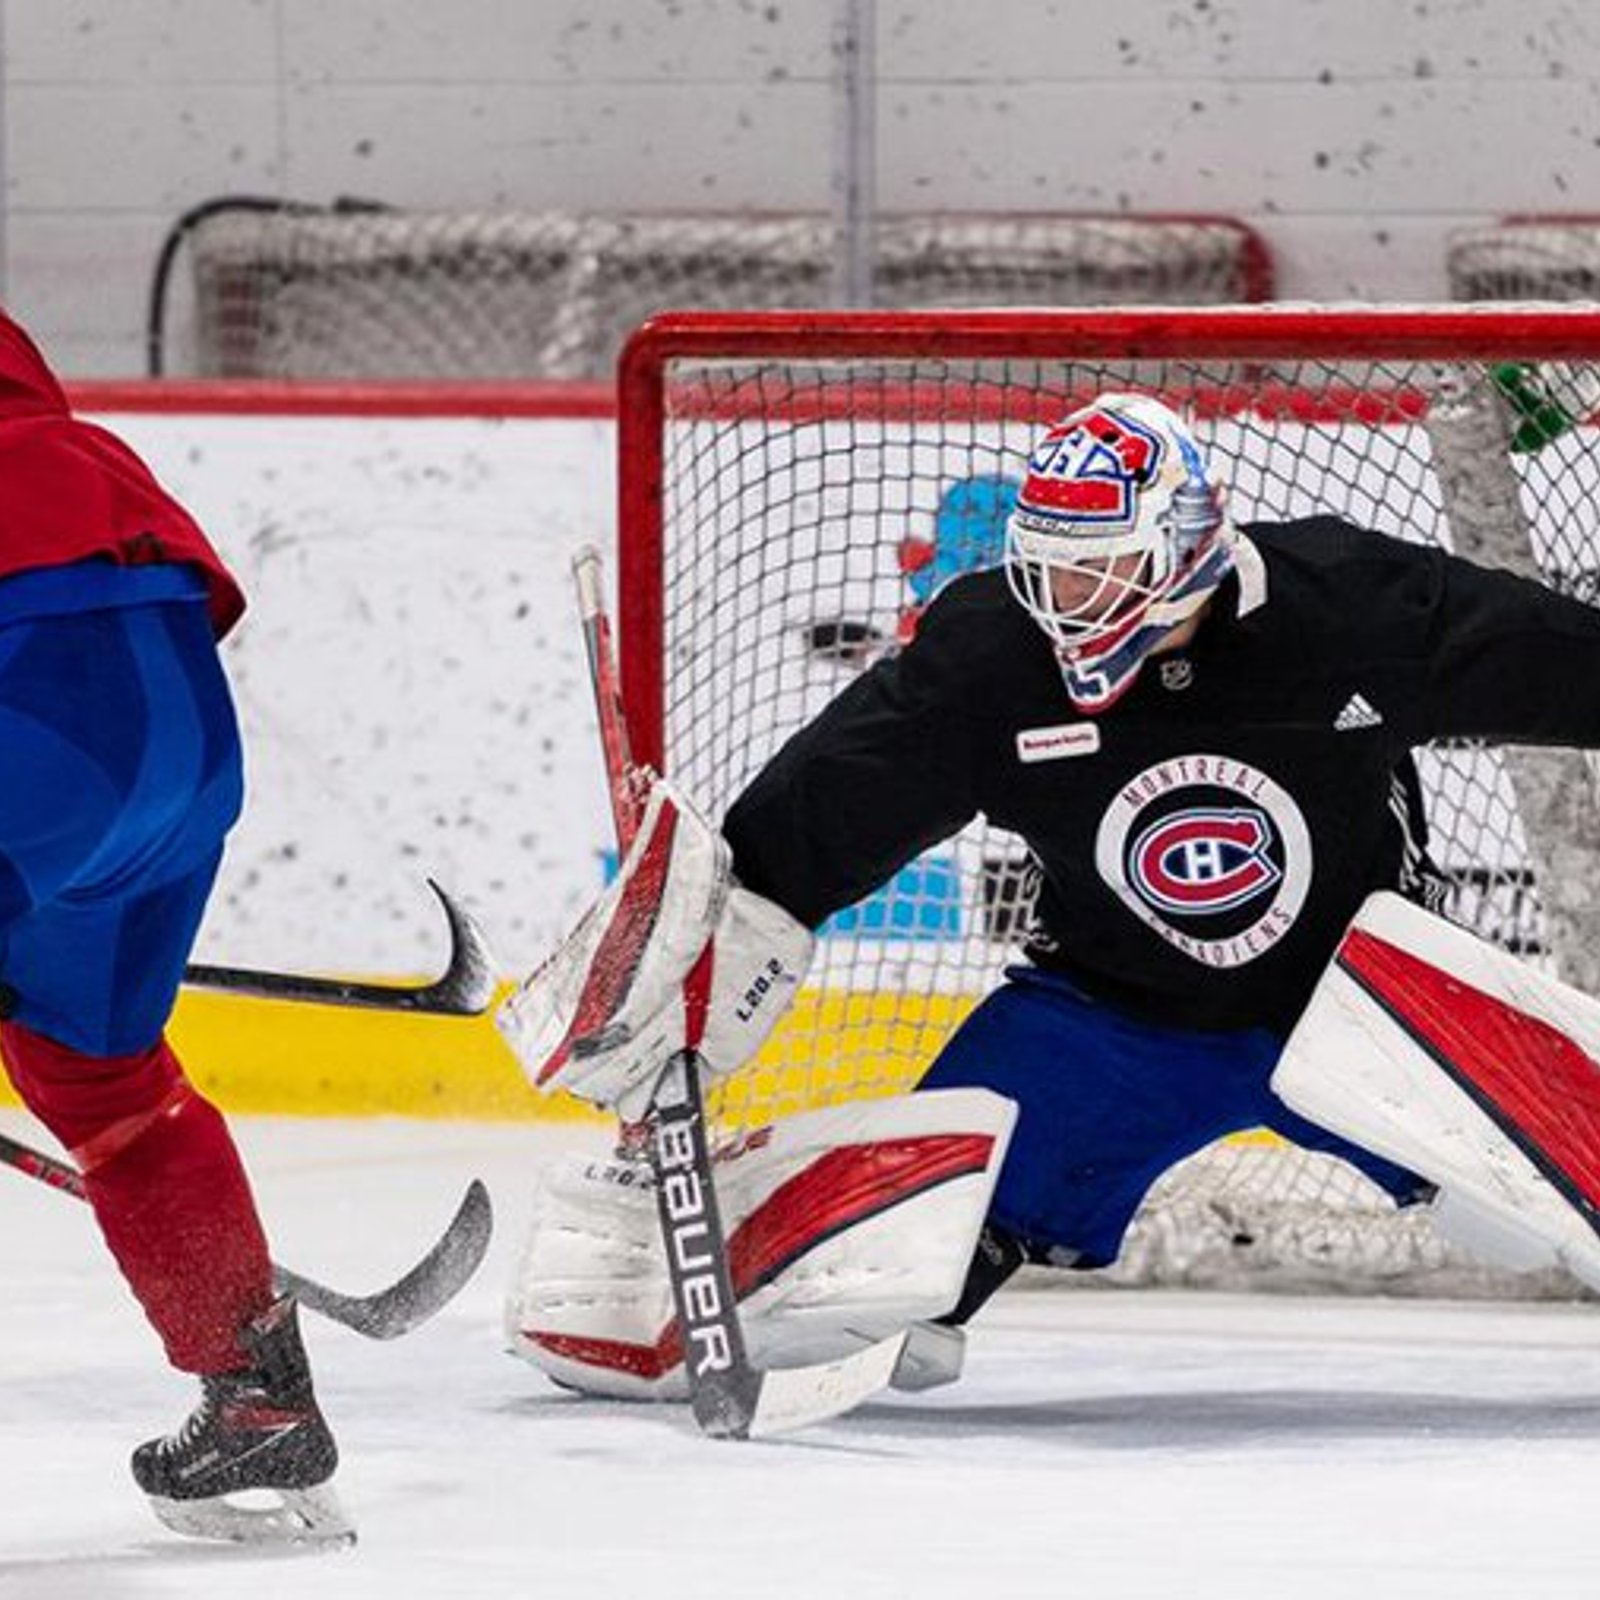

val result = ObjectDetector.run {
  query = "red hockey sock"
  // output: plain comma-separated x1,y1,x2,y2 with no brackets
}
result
0,1023,274,1373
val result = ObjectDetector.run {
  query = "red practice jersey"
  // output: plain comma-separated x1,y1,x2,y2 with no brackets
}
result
0,311,244,636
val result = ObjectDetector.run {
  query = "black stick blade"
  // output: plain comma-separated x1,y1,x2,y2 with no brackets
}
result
272,1178,494,1340
184,879,497,1016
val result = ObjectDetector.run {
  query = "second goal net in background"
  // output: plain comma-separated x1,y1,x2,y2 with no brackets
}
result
164,202,1271,379
615,305,1600,1297
1449,215,1600,304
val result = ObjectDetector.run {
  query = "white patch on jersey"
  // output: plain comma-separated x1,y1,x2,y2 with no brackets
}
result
1094,753,1314,969
1016,722,1102,763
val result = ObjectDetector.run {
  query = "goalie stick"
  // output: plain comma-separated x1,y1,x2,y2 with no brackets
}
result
182,878,495,1016
0,1129,493,1340
571,544,908,1439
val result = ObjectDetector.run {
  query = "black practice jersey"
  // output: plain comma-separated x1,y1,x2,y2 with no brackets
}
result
723,516,1600,1037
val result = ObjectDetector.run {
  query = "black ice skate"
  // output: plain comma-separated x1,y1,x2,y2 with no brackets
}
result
132,1295,353,1547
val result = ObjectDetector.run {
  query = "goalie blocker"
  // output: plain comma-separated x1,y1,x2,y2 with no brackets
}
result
1274,890,1600,1290
497,777,814,1120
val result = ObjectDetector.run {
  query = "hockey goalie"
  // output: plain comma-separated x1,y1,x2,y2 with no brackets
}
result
498,776,1016,1406
499,385,1600,1419
499,776,1600,1419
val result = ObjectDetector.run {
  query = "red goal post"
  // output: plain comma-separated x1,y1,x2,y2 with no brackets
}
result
614,306,1600,1294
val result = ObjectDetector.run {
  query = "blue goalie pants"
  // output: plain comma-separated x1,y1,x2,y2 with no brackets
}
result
0,593,242,1057
918,962,1427,1268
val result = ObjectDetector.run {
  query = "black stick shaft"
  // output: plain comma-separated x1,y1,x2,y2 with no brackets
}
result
571,544,762,1438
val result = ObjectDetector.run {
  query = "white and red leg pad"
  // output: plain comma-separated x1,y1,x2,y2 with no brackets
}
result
505,1086,1016,1399
1273,891,1600,1289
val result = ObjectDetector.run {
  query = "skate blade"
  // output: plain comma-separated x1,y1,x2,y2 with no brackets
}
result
889,1320,966,1393
148,1482,356,1548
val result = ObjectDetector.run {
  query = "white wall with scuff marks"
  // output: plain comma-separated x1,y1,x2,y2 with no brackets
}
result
8,0,1600,373
96,409,620,976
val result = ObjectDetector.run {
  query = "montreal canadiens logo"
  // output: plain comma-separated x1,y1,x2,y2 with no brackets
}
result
1019,406,1164,525
1095,755,1313,969
1130,809,1281,914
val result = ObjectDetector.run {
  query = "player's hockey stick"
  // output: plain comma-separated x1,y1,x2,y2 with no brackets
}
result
182,878,496,1016
0,1129,493,1340
572,544,908,1439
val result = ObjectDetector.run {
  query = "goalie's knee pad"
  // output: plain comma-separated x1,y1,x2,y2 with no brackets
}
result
505,1087,1016,1400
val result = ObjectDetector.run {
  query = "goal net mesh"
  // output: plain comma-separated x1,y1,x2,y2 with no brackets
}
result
1450,219,1600,303
181,206,1269,379
621,308,1600,1296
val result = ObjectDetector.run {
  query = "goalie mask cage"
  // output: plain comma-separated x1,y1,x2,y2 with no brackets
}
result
617,306,1600,1296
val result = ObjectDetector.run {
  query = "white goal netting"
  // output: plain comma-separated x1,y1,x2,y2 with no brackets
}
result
175,204,1270,379
1450,217,1600,304
618,306,1600,1298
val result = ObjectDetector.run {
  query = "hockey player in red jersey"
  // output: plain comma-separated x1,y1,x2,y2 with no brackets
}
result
0,311,347,1544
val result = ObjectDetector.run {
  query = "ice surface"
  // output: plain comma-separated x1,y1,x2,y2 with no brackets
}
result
3,1109,1598,1599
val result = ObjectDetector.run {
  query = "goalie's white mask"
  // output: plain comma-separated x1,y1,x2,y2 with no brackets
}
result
1005,392,1235,712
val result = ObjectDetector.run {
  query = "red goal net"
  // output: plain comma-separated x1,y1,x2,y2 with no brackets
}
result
616,307,1600,1293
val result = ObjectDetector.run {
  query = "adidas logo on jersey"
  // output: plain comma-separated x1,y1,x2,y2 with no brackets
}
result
1333,692,1383,731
